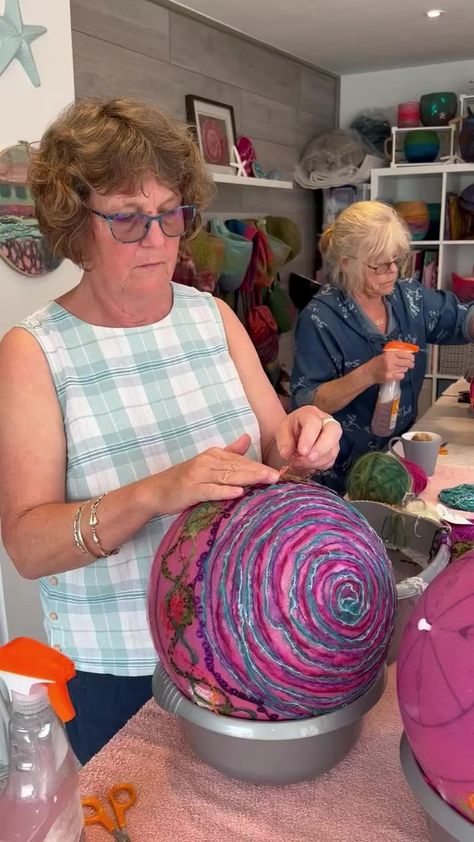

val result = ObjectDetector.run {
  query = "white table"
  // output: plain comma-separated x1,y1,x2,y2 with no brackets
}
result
414,379,474,468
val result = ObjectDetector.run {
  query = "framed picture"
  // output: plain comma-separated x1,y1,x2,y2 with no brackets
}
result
186,95,237,174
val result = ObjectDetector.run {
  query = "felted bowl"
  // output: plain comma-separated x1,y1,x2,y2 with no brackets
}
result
420,92,458,127
404,131,440,164
452,272,474,303
395,200,430,240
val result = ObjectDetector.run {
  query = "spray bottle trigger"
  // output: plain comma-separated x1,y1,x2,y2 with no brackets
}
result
47,681,75,723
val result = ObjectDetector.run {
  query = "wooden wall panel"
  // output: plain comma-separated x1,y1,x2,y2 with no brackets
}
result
71,0,339,365
169,12,301,107
71,0,169,62
73,32,243,126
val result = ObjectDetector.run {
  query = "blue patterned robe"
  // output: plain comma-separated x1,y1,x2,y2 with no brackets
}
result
290,279,473,492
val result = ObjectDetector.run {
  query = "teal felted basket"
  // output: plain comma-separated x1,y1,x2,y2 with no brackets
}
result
209,219,253,292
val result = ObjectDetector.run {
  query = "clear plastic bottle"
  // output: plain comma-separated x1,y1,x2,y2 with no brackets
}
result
0,687,85,842
371,341,419,437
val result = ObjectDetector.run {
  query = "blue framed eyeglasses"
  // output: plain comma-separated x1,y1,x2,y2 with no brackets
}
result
89,204,197,243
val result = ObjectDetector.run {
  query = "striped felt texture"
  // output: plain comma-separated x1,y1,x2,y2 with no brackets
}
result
148,481,397,719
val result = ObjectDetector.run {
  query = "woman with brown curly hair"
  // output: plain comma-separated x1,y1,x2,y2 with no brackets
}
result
0,97,341,763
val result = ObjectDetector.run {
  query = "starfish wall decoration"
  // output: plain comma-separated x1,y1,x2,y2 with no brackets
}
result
229,145,249,179
0,0,47,88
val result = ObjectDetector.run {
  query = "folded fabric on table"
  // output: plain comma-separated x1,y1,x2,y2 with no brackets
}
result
79,668,428,842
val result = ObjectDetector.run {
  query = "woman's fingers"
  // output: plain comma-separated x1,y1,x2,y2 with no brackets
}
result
290,445,340,471
213,456,279,487
276,409,342,468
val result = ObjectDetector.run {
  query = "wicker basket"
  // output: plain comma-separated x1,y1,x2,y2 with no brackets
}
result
438,343,474,376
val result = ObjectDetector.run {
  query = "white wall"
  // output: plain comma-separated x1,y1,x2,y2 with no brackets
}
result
340,59,474,127
0,0,79,644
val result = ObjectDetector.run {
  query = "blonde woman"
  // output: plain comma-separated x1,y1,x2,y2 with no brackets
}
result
0,97,341,763
291,201,474,492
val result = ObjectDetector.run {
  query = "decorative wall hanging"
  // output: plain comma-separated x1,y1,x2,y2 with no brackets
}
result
186,95,237,174
0,142,62,276
0,0,46,88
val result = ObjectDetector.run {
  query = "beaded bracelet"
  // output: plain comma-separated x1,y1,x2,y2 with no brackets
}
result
73,501,91,557
88,493,120,558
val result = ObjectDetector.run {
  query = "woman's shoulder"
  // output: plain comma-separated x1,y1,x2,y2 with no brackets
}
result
17,300,62,332
171,282,214,306
299,285,346,322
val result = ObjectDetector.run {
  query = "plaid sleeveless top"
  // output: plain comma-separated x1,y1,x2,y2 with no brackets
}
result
19,283,261,675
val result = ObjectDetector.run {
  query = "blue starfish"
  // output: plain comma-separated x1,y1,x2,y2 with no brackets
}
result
0,0,47,87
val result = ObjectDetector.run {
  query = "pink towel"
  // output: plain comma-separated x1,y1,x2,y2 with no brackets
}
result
80,665,429,841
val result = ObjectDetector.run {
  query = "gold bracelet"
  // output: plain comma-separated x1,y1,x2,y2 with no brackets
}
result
73,501,92,557
88,493,120,558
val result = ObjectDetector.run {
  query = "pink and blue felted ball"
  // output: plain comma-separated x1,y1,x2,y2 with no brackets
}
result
148,481,397,720
397,550,474,823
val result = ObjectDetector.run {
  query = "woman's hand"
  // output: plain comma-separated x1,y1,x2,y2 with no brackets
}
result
152,435,280,515
274,406,342,472
367,351,415,384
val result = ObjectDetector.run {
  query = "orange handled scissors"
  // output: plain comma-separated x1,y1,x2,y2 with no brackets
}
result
82,782,137,842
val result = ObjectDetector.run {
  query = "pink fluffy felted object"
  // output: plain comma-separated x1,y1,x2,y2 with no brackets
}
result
148,481,397,721
397,456,428,494
397,550,474,823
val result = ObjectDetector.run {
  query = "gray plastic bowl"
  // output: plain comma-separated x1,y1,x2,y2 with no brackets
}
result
152,665,386,784
350,501,450,662
400,734,474,842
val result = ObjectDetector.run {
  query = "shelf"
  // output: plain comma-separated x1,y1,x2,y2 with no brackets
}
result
371,159,474,408
372,162,474,177
211,172,293,189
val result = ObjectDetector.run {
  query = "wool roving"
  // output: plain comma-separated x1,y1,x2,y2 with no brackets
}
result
346,452,412,505
148,481,397,720
439,484,474,513
396,456,428,495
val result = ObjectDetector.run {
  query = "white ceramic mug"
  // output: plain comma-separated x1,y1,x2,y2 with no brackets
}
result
388,431,442,476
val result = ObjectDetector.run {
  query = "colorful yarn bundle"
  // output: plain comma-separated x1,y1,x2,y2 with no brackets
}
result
398,550,474,823
439,484,474,512
450,522,474,559
346,452,412,505
148,482,397,721
396,456,428,495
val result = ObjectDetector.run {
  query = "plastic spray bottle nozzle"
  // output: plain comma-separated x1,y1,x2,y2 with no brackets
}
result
0,638,76,722
384,341,419,353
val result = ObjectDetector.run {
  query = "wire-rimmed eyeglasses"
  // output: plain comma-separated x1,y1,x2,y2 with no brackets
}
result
349,255,408,276
88,204,197,243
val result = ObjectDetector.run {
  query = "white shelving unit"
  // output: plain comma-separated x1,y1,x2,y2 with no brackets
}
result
211,172,293,189
371,161,474,405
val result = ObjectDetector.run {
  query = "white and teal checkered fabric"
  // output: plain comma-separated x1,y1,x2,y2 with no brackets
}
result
19,283,261,675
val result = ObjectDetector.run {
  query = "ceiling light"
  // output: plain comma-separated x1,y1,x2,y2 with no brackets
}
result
425,9,444,17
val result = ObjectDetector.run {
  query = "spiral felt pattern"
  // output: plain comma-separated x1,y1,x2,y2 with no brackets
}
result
148,482,397,720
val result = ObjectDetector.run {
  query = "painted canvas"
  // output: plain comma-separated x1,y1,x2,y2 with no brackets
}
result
0,143,61,276
186,96,237,175
197,114,230,166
